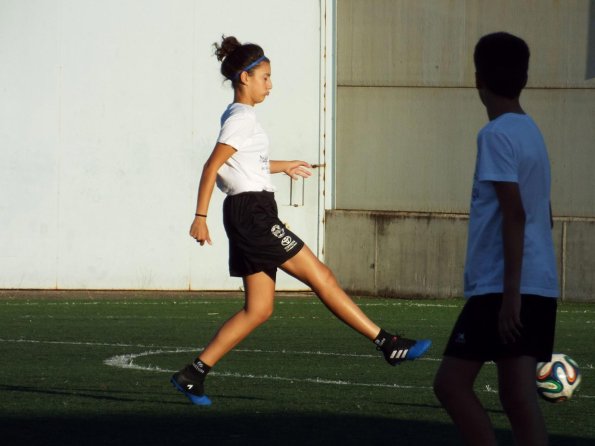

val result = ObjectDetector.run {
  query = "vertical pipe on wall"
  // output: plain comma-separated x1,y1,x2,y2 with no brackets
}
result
561,221,567,301
586,0,595,80
318,0,337,260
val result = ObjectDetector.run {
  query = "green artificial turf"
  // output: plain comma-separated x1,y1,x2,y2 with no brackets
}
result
0,291,593,445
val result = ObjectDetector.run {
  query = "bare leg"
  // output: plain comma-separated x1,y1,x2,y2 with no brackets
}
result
199,271,275,366
497,356,549,446
434,356,498,446
280,245,380,340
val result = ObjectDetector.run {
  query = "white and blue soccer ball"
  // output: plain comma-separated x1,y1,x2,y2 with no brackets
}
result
536,353,581,403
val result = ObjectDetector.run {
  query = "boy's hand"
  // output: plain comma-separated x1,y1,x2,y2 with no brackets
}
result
498,291,523,343
189,217,212,246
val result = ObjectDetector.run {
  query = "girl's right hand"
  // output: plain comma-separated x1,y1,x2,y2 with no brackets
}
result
189,217,212,246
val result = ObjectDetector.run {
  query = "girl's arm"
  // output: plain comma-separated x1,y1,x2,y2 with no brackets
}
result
269,160,312,180
190,143,236,246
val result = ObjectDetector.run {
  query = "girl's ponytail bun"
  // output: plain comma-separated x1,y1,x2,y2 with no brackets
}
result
214,35,241,62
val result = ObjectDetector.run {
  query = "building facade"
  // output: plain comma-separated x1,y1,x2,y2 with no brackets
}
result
326,0,595,301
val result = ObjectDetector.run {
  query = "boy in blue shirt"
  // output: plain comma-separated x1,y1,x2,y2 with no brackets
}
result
434,32,558,446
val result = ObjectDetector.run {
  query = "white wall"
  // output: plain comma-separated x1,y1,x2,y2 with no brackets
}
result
0,0,325,290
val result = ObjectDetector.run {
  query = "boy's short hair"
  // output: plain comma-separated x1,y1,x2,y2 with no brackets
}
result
474,32,530,99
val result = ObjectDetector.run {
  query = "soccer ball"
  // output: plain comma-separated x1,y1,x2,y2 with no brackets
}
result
536,353,581,403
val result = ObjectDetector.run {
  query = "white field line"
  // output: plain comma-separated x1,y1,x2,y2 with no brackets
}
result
14,315,330,321
4,338,593,368
0,300,470,310
0,337,437,361
102,349,594,398
1,338,435,392
0,300,461,308
2,338,593,398
103,348,425,390
2,300,594,316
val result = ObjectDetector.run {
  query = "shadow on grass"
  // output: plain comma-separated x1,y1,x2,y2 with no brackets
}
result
0,384,267,404
1,385,593,446
1,413,593,446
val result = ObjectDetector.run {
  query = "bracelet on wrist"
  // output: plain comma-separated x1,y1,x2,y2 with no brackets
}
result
195,213,207,218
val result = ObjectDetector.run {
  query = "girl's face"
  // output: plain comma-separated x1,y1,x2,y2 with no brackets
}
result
243,61,272,105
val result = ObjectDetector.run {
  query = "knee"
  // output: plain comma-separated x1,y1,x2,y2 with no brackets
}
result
246,304,274,327
433,375,452,405
313,264,339,292
433,373,468,408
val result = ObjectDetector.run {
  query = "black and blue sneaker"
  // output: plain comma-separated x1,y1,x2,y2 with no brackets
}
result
378,335,432,366
170,364,212,406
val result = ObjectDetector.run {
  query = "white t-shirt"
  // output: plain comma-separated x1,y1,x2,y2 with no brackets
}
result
464,113,559,298
215,103,275,195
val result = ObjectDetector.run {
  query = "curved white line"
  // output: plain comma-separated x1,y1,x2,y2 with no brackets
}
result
102,348,428,390
1,338,591,398
102,348,594,398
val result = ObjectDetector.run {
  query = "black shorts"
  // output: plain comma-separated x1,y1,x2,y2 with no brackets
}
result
443,294,557,362
222,191,305,279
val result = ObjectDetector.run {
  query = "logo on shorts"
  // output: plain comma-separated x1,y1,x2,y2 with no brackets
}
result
271,224,285,238
454,332,466,344
281,235,298,252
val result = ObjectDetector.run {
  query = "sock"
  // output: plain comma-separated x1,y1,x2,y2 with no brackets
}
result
191,358,211,378
373,328,395,350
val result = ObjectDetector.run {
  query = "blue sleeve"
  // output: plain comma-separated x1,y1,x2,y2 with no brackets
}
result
476,129,518,183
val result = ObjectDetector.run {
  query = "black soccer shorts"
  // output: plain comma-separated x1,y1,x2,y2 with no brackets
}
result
222,191,305,279
443,293,557,362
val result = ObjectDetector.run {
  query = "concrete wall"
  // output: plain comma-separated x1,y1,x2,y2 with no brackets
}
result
325,210,468,298
327,0,595,301
325,210,591,301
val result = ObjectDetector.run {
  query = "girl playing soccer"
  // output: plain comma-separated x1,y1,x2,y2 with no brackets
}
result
171,35,431,406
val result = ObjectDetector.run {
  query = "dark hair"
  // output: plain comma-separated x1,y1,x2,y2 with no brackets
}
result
213,35,269,86
474,32,530,99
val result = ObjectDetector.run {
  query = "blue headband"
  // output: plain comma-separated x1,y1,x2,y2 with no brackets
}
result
234,56,267,80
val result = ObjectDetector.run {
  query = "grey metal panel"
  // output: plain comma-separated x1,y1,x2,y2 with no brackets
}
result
336,86,595,216
563,220,595,301
327,0,595,300
374,214,467,298
338,0,595,88
552,222,564,299
325,210,468,298
527,89,595,217
326,210,593,301
325,211,376,293
336,86,479,212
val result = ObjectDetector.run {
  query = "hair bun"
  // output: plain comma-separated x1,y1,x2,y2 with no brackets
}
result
214,35,242,61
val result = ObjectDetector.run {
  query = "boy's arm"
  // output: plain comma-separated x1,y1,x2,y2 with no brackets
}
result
493,181,526,344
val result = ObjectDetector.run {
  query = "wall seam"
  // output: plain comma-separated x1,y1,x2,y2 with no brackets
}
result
561,221,567,301
374,216,378,296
